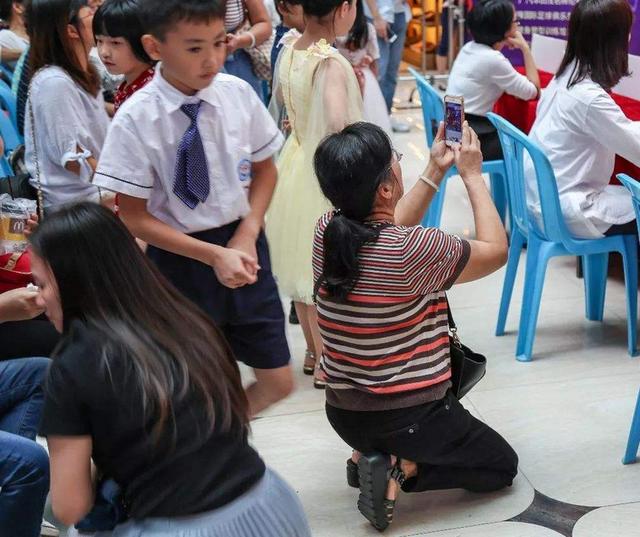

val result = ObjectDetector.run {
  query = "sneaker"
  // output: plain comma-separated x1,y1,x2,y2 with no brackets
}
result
41,520,59,537
390,117,411,133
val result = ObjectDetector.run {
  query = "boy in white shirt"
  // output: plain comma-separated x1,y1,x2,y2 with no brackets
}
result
94,0,292,416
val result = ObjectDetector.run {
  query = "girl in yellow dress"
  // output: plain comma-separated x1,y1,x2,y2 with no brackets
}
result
267,0,363,387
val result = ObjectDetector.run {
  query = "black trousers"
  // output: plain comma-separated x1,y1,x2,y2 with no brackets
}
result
466,114,503,161
604,220,637,236
326,390,518,494
0,318,59,361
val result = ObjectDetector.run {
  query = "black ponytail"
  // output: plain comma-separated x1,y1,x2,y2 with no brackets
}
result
301,0,347,18
314,122,394,302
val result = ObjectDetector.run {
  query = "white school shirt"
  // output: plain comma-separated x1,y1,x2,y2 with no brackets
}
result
25,66,109,209
94,66,284,234
447,41,538,116
0,29,27,70
524,67,640,239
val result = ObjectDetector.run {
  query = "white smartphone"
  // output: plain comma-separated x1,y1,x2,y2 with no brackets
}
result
444,95,464,147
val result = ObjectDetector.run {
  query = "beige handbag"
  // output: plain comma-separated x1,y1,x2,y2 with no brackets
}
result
230,0,274,82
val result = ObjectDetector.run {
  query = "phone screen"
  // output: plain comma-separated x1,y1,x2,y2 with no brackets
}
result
445,100,463,145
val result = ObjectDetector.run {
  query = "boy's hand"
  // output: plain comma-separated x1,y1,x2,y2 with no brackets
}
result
227,233,258,268
210,246,259,289
0,287,44,322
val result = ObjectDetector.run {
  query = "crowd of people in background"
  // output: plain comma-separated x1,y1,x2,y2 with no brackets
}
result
0,0,639,535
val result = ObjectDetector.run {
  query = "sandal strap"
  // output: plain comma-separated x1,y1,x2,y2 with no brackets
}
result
389,465,406,486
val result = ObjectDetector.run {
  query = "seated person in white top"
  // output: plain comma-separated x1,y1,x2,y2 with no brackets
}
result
526,0,640,239
24,0,111,212
447,0,540,160
0,0,28,73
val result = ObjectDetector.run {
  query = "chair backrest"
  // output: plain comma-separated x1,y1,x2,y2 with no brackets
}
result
617,174,640,237
486,112,578,247
0,79,18,136
408,67,443,147
0,107,21,155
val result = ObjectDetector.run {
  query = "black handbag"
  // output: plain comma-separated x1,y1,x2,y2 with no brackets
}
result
447,297,487,399
75,478,128,532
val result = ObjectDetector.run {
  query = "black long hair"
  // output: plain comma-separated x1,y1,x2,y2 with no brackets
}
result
344,0,367,50
27,0,101,96
314,122,394,302
29,203,249,440
93,0,153,64
556,0,632,90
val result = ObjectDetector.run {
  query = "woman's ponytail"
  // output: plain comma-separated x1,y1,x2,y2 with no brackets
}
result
314,122,394,302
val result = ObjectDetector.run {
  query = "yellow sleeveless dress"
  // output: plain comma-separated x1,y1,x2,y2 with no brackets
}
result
266,35,364,304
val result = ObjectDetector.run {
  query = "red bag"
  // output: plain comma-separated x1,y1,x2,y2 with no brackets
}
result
0,250,32,293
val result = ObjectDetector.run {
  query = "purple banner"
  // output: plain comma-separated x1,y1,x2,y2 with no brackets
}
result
505,0,640,64
630,0,640,55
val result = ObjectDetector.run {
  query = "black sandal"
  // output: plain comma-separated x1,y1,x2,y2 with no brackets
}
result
356,453,405,532
346,458,359,488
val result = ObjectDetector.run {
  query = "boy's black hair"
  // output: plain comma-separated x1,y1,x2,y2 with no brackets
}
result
138,0,226,40
93,0,153,64
466,0,515,47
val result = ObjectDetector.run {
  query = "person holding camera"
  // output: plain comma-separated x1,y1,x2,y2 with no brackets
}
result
312,120,517,531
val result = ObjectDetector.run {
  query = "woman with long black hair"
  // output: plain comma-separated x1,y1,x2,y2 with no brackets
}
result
25,0,110,211
313,121,517,531
526,0,640,239
30,203,310,536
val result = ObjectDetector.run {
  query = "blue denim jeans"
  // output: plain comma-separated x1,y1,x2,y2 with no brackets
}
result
224,50,265,103
0,358,51,537
377,12,408,112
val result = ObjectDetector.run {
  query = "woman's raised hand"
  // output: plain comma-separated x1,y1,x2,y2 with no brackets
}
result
454,121,483,181
429,121,455,175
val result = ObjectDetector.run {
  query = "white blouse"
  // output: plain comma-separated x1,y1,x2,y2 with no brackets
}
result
526,66,640,239
447,41,538,116
25,66,110,210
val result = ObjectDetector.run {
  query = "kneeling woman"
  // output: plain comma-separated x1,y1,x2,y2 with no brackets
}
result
313,122,517,531
30,203,310,537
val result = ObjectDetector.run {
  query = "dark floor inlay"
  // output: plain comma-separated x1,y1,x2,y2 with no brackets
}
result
508,490,596,536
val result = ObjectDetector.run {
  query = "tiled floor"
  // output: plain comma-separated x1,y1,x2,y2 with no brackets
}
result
246,79,640,536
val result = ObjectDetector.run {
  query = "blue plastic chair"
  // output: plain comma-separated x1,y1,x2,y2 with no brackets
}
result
487,113,638,361
617,174,640,464
0,79,19,141
409,67,507,227
0,104,20,156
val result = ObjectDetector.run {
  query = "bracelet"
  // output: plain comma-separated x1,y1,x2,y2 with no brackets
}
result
419,174,440,192
245,30,256,49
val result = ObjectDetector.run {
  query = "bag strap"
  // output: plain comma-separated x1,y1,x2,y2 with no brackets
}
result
444,293,462,348
3,252,22,271
27,79,45,222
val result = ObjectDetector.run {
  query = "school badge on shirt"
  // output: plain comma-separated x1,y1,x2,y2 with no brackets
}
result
238,159,252,182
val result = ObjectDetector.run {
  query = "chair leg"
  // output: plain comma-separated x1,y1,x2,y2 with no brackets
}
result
489,171,507,225
621,236,638,357
623,388,640,464
423,175,449,228
496,228,526,336
582,253,609,322
516,239,553,362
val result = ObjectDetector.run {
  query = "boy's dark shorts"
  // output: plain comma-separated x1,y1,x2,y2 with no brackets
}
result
147,220,291,370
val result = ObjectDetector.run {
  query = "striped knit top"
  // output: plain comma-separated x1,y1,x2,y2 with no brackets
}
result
225,0,245,33
313,212,470,411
